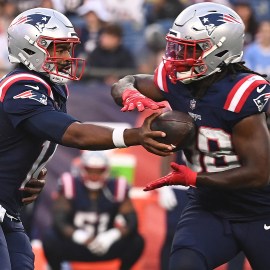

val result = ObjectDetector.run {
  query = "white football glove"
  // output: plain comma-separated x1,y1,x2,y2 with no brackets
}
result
158,186,178,211
88,228,121,255
72,229,94,245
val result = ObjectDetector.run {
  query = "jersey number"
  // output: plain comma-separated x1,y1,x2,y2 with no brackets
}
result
190,127,239,172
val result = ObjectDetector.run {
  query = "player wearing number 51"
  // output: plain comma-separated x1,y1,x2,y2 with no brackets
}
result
42,151,144,270
112,2,270,270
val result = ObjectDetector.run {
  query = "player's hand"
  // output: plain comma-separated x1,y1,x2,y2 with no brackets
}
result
72,229,95,245
88,228,121,255
121,89,166,112
144,162,197,191
21,168,47,205
138,112,175,156
158,186,178,210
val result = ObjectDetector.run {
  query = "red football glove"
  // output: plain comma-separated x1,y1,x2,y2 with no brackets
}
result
144,162,197,191
121,89,166,112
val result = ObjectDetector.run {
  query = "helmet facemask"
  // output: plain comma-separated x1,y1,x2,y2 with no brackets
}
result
81,166,109,190
79,151,110,190
163,35,213,84
38,36,85,84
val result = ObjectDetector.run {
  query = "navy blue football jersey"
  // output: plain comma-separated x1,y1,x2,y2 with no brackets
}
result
155,62,270,221
58,172,129,235
0,65,77,217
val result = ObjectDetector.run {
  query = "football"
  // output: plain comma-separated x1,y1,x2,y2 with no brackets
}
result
151,110,196,151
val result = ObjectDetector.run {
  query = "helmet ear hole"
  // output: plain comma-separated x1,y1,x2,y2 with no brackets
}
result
215,50,229,58
23,48,35,55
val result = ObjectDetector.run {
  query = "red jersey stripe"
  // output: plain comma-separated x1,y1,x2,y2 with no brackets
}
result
224,74,267,112
61,172,75,199
154,61,169,92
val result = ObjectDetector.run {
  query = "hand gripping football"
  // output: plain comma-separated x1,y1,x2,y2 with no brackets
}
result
151,110,196,151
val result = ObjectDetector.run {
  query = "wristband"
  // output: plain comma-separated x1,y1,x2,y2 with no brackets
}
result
112,128,127,148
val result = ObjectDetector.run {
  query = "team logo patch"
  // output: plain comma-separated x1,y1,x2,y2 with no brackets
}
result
253,93,270,112
11,14,51,33
13,90,47,105
199,13,241,35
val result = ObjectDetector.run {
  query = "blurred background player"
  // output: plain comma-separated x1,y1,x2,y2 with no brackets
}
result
42,150,144,270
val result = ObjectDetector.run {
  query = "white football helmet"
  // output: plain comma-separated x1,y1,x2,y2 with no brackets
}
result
80,151,110,190
164,2,245,84
7,8,85,84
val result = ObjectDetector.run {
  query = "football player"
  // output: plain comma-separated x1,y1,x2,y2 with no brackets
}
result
111,2,270,270
0,7,172,270
42,151,144,270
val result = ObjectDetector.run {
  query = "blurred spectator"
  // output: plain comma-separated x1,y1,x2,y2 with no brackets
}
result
0,17,13,76
76,0,111,58
231,0,270,22
193,0,231,4
231,1,258,46
145,0,187,28
0,0,18,25
137,23,166,73
102,0,146,56
40,0,54,8
42,150,144,270
86,23,136,85
243,20,270,78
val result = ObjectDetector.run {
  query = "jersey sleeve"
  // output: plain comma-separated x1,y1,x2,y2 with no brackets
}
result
114,177,130,202
223,74,270,115
57,172,76,199
153,61,169,93
21,110,78,143
2,76,56,127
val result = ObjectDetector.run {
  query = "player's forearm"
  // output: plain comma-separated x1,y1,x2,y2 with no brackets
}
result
111,75,137,106
196,166,270,189
62,122,140,150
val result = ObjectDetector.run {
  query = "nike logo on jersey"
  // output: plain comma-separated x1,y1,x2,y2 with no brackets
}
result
25,84,39,90
264,224,270,230
13,90,47,105
257,85,266,93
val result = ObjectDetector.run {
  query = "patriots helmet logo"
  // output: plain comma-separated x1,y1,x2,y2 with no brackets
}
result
199,13,241,35
11,14,51,33
253,93,270,112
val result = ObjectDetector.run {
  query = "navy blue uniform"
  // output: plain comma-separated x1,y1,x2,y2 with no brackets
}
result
42,173,144,270
155,62,270,269
0,64,77,269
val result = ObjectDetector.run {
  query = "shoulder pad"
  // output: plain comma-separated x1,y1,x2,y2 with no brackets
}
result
59,172,75,199
154,61,169,92
0,72,53,102
114,176,129,202
224,74,270,113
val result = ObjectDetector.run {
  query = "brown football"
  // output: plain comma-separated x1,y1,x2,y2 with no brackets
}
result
151,110,196,151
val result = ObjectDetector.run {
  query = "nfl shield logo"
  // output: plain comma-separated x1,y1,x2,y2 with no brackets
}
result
190,99,196,110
